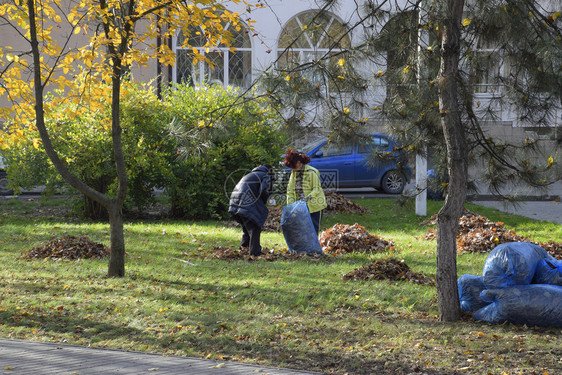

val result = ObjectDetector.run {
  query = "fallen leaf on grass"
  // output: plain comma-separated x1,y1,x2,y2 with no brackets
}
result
209,246,323,261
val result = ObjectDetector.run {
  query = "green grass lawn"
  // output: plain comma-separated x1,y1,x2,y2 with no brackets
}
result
0,196,561,374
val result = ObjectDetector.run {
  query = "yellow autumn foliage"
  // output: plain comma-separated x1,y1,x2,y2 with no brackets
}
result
0,0,249,145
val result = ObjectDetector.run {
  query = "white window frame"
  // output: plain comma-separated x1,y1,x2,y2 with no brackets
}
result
473,39,505,97
174,22,253,89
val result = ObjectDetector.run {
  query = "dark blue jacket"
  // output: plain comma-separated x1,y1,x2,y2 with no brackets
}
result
228,165,272,228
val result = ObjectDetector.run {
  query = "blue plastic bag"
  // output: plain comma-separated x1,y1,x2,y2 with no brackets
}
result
458,274,489,312
473,284,562,328
280,200,323,254
482,242,555,289
533,258,562,286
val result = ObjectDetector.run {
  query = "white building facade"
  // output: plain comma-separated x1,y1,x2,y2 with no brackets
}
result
1,0,559,142
158,0,560,144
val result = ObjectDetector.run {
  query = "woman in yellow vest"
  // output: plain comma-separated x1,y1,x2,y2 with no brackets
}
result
283,148,327,234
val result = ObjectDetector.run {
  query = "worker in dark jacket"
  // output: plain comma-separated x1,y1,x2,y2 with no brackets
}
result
229,164,274,256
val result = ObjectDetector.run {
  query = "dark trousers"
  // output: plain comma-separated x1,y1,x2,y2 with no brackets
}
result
233,215,262,256
310,210,323,235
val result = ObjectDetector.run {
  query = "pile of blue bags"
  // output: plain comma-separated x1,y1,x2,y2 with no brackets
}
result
458,242,562,327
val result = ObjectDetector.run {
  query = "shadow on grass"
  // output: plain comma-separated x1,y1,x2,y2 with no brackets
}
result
0,300,450,375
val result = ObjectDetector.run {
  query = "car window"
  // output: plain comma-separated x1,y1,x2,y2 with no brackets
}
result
358,136,389,154
301,137,328,154
317,142,353,157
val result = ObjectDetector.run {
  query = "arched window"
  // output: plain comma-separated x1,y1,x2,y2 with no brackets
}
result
277,11,351,68
175,22,252,88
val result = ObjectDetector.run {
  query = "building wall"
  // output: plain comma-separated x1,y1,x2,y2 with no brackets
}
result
1,0,559,146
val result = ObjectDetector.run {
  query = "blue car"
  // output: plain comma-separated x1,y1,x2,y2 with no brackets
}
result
300,133,412,194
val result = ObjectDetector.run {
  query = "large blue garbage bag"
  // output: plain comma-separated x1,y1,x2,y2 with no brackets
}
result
280,200,323,254
482,242,555,289
473,284,562,328
533,258,562,286
458,274,489,312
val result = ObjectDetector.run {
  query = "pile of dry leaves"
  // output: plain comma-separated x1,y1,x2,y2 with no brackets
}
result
423,210,523,252
21,235,110,260
210,246,323,261
537,241,562,259
261,192,369,232
343,257,435,285
262,206,283,232
423,210,562,257
319,223,394,256
324,191,371,215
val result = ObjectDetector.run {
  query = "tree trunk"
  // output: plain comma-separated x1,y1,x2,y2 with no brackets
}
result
435,0,466,322
107,203,125,277
105,50,128,277
28,0,128,278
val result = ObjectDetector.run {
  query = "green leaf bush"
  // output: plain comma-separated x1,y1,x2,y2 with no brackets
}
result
3,82,286,220
163,84,286,219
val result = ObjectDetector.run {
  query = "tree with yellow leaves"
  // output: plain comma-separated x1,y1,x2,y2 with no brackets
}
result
0,0,250,277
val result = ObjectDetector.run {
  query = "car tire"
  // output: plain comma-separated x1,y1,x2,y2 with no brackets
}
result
381,170,405,194
0,170,14,196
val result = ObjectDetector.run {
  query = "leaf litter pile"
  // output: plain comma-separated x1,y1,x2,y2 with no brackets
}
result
423,210,562,257
323,191,371,215
21,235,110,260
319,223,394,255
343,258,435,285
210,246,324,261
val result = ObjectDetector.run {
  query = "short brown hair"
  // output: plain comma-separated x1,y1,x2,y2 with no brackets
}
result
283,148,311,169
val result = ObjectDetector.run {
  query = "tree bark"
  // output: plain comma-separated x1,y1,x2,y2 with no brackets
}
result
436,0,466,322
104,12,130,277
107,203,125,277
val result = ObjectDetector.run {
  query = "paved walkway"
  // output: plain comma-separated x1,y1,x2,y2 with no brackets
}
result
468,180,562,224
472,199,562,224
0,339,323,375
